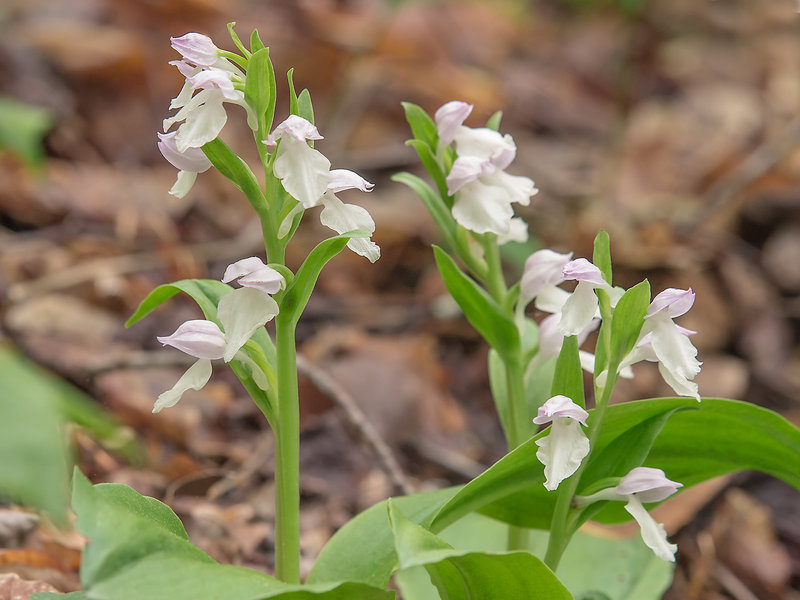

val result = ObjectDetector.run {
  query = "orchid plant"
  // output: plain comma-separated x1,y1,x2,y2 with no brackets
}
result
32,26,800,600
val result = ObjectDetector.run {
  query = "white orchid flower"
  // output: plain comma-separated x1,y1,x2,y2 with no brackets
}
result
265,115,331,208
434,101,537,238
157,131,212,198
266,117,380,262
576,467,683,561
533,395,590,491
153,261,281,412
619,288,702,401
434,100,473,146
558,258,616,336
319,170,380,263
520,249,574,302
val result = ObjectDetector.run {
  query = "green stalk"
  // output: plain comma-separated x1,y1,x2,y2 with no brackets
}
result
273,312,300,583
543,359,618,570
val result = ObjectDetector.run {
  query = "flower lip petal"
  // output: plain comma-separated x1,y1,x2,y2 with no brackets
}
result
533,394,589,426
647,288,695,319
615,466,683,502
157,319,226,360
562,258,607,286
435,100,473,145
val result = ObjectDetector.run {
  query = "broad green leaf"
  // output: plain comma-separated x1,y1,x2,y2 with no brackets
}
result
592,231,611,285
401,101,438,150
433,246,520,362
608,280,650,369
244,47,276,139
389,503,571,600
397,513,671,600
0,345,70,520
431,398,800,531
551,335,584,408
202,138,267,211
392,172,458,252
308,488,458,588
72,470,213,587
87,555,392,600
280,235,350,324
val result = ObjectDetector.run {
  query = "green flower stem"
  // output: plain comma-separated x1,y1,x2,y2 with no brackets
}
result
274,312,301,583
543,357,619,571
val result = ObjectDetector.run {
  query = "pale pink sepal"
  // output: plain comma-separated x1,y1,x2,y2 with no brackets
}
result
157,320,225,360
435,100,473,146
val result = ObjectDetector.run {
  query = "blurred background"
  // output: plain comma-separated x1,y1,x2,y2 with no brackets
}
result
1,0,799,598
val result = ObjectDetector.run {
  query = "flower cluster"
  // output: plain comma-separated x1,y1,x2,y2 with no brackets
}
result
434,101,537,240
157,33,379,261
154,257,281,412
521,249,701,400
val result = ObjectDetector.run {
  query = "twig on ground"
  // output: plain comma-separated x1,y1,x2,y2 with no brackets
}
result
296,354,413,496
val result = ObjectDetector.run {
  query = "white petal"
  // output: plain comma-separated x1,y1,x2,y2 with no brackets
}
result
616,467,682,502
157,320,225,359
453,127,516,167
435,101,473,145
451,179,514,235
218,288,280,362
266,115,323,148
497,217,528,245
158,131,212,172
484,170,537,207
171,33,219,66
534,285,571,314
647,288,695,319
623,496,677,561
533,394,589,425
446,156,494,194
536,419,590,491
222,257,269,283
320,193,380,262
562,258,607,286
169,170,197,199
559,281,600,336
649,316,702,400
328,169,374,193
521,249,573,300
175,94,228,152
153,359,212,412
273,138,331,208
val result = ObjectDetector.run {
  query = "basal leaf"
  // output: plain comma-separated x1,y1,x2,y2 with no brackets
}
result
433,246,520,362
88,555,392,600
389,503,571,600
308,488,458,588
